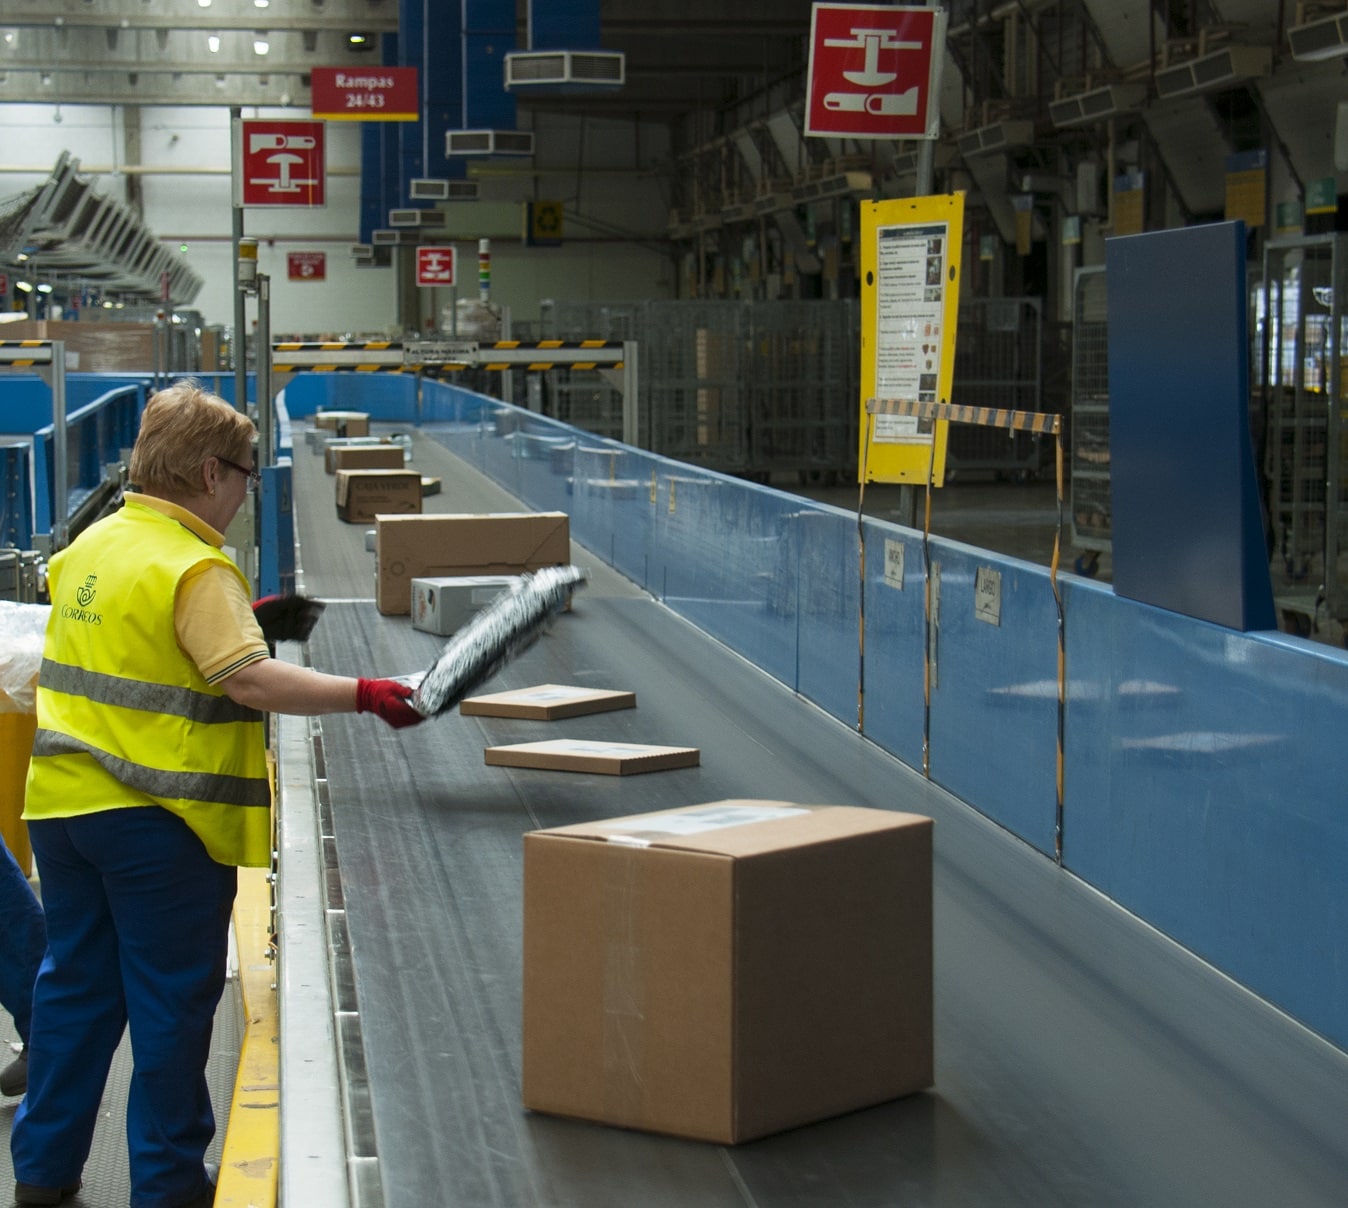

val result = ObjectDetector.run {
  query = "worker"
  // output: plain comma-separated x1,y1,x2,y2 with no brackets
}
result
0,833,46,1100
10,380,423,1208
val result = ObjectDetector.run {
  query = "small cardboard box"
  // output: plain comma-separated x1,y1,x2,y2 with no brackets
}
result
522,802,933,1144
375,512,570,616
326,443,405,475
410,574,520,636
485,739,697,775
336,469,422,524
313,410,370,437
460,683,636,720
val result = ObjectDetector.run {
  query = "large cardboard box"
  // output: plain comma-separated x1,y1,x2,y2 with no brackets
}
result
313,410,370,437
326,442,405,475
375,512,570,616
410,574,520,636
336,470,421,524
523,801,933,1144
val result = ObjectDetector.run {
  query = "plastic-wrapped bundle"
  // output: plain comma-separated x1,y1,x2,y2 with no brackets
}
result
411,565,587,717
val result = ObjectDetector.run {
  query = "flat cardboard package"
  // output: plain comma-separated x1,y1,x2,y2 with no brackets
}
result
326,443,405,475
375,512,570,616
410,574,520,636
523,801,933,1144
460,683,636,720
486,738,697,775
336,470,422,524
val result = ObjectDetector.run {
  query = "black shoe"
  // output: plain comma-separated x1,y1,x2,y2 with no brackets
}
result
173,1163,218,1208
0,1048,26,1097
13,1181,80,1206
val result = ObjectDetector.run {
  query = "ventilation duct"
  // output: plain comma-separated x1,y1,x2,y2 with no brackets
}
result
956,120,1035,157
389,208,447,227
1288,10,1348,61
504,0,623,93
447,129,536,156
1154,45,1271,100
505,50,625,90
1049,83,1147,129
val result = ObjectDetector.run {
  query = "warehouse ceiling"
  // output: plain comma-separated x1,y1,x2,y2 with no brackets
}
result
0,0,814,122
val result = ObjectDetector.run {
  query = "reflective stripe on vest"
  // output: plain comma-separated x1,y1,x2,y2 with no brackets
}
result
31,728,271,809
39,659,262,726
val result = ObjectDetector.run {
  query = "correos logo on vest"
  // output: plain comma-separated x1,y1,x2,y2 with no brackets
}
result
63,573,103,625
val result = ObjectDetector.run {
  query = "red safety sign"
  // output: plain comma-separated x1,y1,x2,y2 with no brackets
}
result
0,273,8,295
311,66,419,121
805,4,942,140
237,119,326,207
416,245,456,287
288,251,327,281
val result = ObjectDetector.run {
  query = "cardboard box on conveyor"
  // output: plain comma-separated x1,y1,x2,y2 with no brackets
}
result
312,410,370,436
410,574,521,637
485,739,696,775
522,801,934,1144
460,683,636,720
374,512,570,616
336,469,422,524
325,442,406,474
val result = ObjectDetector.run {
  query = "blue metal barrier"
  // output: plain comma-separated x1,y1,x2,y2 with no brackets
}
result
414,375,1348,1056
31,385,143,541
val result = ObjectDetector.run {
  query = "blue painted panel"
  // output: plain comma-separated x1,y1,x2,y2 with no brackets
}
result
1063,581,1348,1050
463,0,516,129
1106,223,1275,630
281,374,417,422
858,523,930,772
0,444,33,548
925,542,1061,854
530,0,601,48
259,462,295,598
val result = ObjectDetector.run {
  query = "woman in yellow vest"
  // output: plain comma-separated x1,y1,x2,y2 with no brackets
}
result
12,381,422,1208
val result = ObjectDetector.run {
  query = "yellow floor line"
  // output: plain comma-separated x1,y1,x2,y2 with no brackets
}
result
217,865,279,1207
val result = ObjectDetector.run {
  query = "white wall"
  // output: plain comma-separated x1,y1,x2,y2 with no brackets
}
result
3,102,677,337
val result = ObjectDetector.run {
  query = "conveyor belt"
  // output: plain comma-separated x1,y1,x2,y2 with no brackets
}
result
290,426,1348,1208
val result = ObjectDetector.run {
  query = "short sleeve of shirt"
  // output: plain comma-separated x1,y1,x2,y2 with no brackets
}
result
177,561,270,684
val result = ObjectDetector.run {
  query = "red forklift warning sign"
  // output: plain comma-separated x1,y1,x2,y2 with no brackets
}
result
416,246,456,287
235,119,326,207
805,4,944,140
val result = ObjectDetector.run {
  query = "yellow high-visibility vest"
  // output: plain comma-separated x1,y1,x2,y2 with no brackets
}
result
25,498,271,867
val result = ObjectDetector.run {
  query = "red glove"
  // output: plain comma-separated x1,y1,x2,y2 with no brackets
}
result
356,678,424,729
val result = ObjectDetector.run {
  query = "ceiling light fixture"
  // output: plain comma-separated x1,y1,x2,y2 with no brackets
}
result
253,35,270,55
208,33,220,52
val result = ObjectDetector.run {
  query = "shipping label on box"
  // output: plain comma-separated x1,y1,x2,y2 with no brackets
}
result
522,802,933,1143
411,575,519,636
485,739,698,776
460,683,636,720
336,469,421,524
375,512,570,616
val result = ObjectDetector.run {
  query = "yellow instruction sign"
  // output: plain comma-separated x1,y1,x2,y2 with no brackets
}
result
858,193,964,484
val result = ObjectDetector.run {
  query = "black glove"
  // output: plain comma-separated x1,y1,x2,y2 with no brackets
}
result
253,594,326,644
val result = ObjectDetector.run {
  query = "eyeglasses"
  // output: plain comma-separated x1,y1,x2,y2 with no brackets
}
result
216,455,261,489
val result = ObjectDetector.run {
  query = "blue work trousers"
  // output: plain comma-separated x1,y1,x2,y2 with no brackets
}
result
0,834,46,1045
11,807,236,1208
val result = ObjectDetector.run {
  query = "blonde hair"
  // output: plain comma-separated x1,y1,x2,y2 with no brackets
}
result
128,379,257,497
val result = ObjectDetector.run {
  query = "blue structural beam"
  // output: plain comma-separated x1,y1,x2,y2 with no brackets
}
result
1105,222,1275,630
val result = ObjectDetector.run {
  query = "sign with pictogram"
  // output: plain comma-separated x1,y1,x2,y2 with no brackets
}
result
416,245,456,287
288,251,327,281
805,4,944,140
235,119,326,207
524,200,564,247
311,66,419,121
